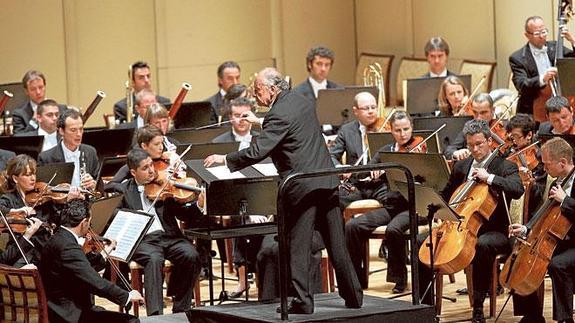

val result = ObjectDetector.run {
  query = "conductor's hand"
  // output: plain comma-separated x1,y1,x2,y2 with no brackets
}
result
508,223,527,238
241,111,261,125
549,184,567,204
24,217,43,240
128,290,144,302
452,149,470,161
204,154,226,167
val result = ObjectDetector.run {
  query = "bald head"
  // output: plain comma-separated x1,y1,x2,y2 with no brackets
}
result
354,92,376,107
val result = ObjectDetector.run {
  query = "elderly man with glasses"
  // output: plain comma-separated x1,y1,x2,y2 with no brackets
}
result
509,15,575,116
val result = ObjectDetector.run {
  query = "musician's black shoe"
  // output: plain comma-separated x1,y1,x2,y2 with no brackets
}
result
471,308,485,323
558,320,574,323
456,287,468,295
392,282,406,294
519,315,545,323
378,244,387,261
276,298,313,314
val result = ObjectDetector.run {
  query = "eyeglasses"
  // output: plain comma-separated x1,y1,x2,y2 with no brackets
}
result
527,28,549,37
357,105,377,111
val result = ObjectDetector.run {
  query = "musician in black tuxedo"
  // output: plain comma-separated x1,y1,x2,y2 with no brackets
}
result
418,119,524,323
16,99,61,152
118,148,201,316
212,97,259,148
293,46,341,103
535,96,574,138
116,89,162,130
37,109,99,192
204,61,241,123
204,68,363,314
510,137,575,323
114,61,170,124
0,149,15,171
421,37,456,78
40,198,142,323
509,16,575,115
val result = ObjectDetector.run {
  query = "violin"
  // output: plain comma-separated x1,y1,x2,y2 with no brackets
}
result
24,182,100,207
455,75,487,117
489,120,509,151
398,136,427,153
144,170,202,204
82,231,112,254
506,142,540,183
153,152,172,171
0,210,53,234
419,147,500,274
500,167,575,296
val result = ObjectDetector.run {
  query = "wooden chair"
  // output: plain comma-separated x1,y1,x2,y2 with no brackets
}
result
395,57,429,106
0,265,49,322
459,59,497,93
355,53,395,107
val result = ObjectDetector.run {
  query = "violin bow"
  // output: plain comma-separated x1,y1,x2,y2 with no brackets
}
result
29,173,58,209
408,124,446,153
85,227,132,291
490,94,519,131
0,209,30,265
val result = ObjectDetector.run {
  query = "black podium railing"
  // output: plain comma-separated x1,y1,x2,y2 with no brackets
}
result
276,162,418,320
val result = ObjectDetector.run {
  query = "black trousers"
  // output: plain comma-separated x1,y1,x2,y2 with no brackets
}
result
417,231,510,308
285,188,363,312
345,208,409,288
131,232,200,316
548,243,575,321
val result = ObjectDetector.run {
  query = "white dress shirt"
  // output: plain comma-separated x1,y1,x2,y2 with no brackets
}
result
233,129,253,150
62,142,81,187
529,43,552,86
137,185,164,235
429,69,448,78
308,77,327,99
38,127,58,152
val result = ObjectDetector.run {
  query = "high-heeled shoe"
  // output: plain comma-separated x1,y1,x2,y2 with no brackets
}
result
229,286,249,299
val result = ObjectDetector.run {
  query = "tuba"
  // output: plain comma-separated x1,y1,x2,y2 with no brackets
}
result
125,65,134,123
363,62,386,118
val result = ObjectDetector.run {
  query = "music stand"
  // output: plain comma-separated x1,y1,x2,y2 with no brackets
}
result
367,131,440,155
0,135,43,159
36,162,74,184
97,156,127,182
167,126,231,144
83,128,135,160
557,58,575,96
90,194,124,235
316,86,378,125
176,142,239,161
405,74,472,116
0,82,27,113
378,152,450,192
173,101,214,129
413,116,472,153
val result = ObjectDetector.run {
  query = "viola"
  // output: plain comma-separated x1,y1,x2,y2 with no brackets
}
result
82,231,112,254
500,167,575,296
144,170,202,204
506,142,540,182
0,210,53,234
372,116,391,133
398,136,427,153
489,120,508,151
153,153,172,172
25,182,100,206
419,147,500,274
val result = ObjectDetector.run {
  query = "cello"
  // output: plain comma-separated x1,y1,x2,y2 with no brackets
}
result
419,147,501,274
500,167,575,296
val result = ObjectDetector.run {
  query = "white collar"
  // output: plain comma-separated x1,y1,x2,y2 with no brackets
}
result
429,69,448,78
61,226,83,245
61,141,80,158
232,128,252,141
529,42,548,55
38,127,56,137
308,76,327,89
219,88,227,97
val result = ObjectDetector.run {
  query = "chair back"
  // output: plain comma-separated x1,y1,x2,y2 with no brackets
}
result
459,59,497,93
0,265,49,322
395,57,428,105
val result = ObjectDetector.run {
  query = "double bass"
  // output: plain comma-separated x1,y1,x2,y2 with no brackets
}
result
419,147,501,274
500,168,575,296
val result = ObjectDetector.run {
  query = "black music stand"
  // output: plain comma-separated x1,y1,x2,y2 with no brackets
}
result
538,133,575,149
185,159,278,305
413,116,472,153
316,86,378,126
405,74,471,116
175,142,239,161
0,82,27,113
0,135,43,159
367,130,440,155
378,152,450,192
173,102,214,129
557,58,575,96
83,128,135,160
90,194,124,235
37,162,74,184
167,126,231,144
97,156,127,182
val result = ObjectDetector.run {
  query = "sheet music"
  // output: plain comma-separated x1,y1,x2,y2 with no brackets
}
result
252,163,279,177
103,210,152,262
206,165,245,179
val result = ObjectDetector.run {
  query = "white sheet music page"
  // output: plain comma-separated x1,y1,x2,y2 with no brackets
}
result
103,210,151,261
252,163,279,177
206,165,245,179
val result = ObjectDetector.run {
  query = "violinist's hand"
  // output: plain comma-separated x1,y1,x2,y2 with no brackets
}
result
241,111,261,125
128,290,144,302
249,215,268,224
12,206,35,216
21,264,37,270
66,186,84,201
471,168,490,182
81,173,97,191
340,172,352,180
509,223,527,238
204,154,226,167
543,67,558,84
24,217,43,240
549,184,567,203
104,239,117,255
197,190,205,210
370,170,383,180
561,24,575,45
452,149,471,161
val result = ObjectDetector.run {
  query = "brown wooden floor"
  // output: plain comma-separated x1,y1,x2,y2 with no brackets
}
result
96,239,558,322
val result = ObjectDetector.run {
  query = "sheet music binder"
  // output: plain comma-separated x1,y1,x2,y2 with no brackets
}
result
102,209,154,263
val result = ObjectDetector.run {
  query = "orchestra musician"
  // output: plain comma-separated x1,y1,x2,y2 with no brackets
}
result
536,95,575,137
418,119,524,323
509,16,575,116
293,46,341,103
509,137,575,323
37,109,99,192
15,99,61,152
437,76,470,116
117,148,202,316
40,198,143,323
113,61,171,124
117,89,159,130
204,67,363,314
345,110,424,293
204,61,241,123
422,37,456,78
143,103,180,152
